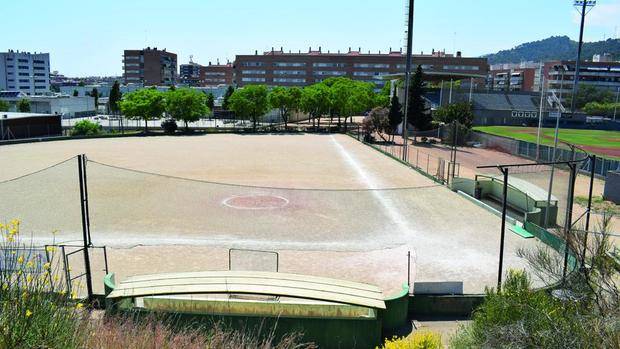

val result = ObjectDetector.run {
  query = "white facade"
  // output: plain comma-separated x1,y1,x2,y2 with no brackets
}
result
0,92,95,118
0,50,51,95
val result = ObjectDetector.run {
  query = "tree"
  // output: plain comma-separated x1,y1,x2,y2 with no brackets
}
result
362,107,390,142
109,81,122,115
120,88,165,133
433,102,474,128
205,92,215,110
17,99,30,113
168,85,176,91
406,65,432,138
375,82,391,108
324,77,375,131
387,90,403,138
228,85,270,131
0,100,9,112
73,90,79,97
268,86,301,129
570,84,615,110
300,83,331,131
90,88,99,109
222,86,235,110
583,101,620,117
165,88,208,131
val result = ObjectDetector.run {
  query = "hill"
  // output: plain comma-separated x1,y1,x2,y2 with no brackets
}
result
484,36,620,64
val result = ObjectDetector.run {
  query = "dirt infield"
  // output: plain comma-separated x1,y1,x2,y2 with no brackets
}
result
0,134,546,294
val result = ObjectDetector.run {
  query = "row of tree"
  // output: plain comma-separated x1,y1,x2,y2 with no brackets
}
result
119,87,212,133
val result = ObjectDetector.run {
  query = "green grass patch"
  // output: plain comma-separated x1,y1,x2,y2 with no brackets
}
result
473,126,620,159
574,196,620,215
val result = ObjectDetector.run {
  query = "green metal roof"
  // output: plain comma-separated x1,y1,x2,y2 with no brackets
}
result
107,271,386,309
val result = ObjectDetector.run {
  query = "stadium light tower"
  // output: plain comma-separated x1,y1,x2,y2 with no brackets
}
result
570,0,596,114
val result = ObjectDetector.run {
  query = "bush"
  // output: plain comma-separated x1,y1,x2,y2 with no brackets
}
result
378,331,442,349
0,219,87,348
161,118,178,134
70,120,102,136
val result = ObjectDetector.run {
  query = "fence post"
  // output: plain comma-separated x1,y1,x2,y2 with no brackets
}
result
427,154,430,173
77,155,94,303
581,155,596,267
497,166,509,291
562,163,577,284
407,251,411,292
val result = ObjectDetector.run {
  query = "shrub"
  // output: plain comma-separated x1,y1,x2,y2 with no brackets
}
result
161,118,178,134
71,119,102,136
378,331,442,349
0,219,87,348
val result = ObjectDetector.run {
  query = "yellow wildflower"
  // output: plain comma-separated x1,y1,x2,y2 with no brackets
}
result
1,284,7,291
26,275,33,283
17,256,24,264
53,276,60,282
26,260,34,268
10,219,20,227
71,291,77,298
76,303,84,310
6,236,14,243
25,309,32,318
45,246,56,253
43,262,51,270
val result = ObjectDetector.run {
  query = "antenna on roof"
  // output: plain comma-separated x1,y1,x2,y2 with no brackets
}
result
189,55,194,63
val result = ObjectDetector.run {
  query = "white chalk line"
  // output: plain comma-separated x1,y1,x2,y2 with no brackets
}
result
330,135,417,281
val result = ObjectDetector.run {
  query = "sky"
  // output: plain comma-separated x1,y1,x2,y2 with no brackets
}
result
3,0,619,77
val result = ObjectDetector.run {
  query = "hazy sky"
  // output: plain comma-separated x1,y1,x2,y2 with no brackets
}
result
3,0,619,76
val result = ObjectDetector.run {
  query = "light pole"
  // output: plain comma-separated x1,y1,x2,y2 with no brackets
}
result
401,0,415,161
536,63,545,161
570,0,596,115
614,87,619,121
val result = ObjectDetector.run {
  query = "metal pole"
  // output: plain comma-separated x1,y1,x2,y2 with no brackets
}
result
77,155,94,303
581,155,596,266
614,87,619,121
498,167,509,291
562,163,577,283
570,0,589,115
536,64,545,161
407,251,411,291
543,69,564,228
469,77,473,102
402,0,415,162
448,79,453,104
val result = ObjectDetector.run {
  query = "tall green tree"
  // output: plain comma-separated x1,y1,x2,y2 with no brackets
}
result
120,88,165,133
205,92,215,110
72,90,79,97
165,88,209,131
0,100,9,112
407,65,432,136
17,99,30,112
222,86,235,110
228,85,270,131
300,83,331,131
387,91,403,137
108,81,122,115
90,87,99,109
433,102,474,128
268,86,301,129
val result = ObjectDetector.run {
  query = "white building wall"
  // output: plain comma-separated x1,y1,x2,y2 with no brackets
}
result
0,51,51,95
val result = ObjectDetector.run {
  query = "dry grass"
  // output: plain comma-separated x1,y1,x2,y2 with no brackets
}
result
86,316,316,349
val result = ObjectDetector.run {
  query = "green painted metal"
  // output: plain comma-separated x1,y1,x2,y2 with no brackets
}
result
510,224,535,239
409,294,485,317
381,284,409,332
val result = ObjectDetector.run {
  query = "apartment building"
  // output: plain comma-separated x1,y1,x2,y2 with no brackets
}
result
123,47,177,86
544,57,620,95
233,47,488,89
0,50,50,95
179,60,234,86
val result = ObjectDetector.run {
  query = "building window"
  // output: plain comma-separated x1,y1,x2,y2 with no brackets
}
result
8,86,15,89
443,65,480,71
19,79,30,83
421,64,434,70
33,66,46,70
273,78,306,83
125,70,140,74
34,79,46,83
313,70,346,76
18,73,29,76
6,58,13,61
34,73,45,76
19,86,30,90
313,62,346,68
18,66,29,70
241,62,265,67
35,86,47,89
205,72,226,76
354,63,389,68
242,70,266,74
125,63,139,67
33,59,46,64
124,55,140,60
274,62,306,67
18,59,29,63
7,79,14,82
7,65,14,68
274,70,306,75
241,77,266,82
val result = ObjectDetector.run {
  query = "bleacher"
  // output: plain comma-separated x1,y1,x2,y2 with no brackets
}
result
506,94,538,111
